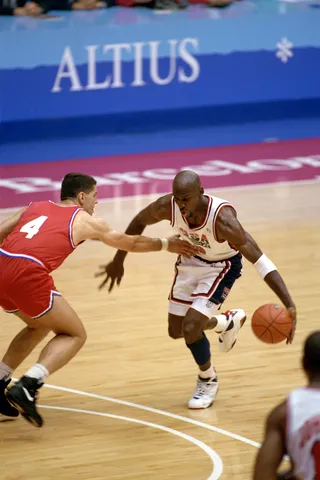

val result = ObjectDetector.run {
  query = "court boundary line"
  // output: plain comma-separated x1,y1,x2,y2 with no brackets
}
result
0,176,319,214
39,404,223,480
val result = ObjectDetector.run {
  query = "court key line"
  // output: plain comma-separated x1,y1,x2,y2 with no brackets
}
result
41,381,261,449
39,404,223,480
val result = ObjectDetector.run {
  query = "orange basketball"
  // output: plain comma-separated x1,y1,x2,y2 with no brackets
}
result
251,304,292,344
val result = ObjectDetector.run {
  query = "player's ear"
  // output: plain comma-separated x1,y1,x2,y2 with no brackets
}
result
200,186,204,195
78,192,85,206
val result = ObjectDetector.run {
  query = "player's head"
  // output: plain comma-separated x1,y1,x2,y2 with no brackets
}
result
302,331,320,381
61,173,97,215
172,170,204,219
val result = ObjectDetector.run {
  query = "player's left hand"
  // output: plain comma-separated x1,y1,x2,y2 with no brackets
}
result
166,235,202,258
286,306,297,344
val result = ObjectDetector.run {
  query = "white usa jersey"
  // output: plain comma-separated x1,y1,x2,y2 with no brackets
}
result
287,387,320,480
170,194,238,262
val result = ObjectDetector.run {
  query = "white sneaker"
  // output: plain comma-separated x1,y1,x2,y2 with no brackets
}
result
218,309,246,353
188,376,219,409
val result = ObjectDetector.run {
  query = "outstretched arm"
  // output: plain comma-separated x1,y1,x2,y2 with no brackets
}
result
253,402,294,480
216,207,296,342
0,208,26,245
74,208,197,254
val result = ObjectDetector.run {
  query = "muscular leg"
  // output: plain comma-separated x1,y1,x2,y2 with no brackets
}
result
168,308,224,409
182,308,213,372
26,295,87,375
6,296,87,427
168,314,184,339
168,309,218,372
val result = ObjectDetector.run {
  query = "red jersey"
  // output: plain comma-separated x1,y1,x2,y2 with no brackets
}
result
1,201,82,273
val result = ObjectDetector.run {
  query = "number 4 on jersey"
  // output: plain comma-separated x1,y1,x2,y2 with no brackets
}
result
20,216,48,239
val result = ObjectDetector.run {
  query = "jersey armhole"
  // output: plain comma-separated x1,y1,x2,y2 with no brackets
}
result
69,208,83,249
213,202,235,243
170,196,175,227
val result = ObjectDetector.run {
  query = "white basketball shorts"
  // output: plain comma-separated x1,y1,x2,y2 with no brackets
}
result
168,253,243,318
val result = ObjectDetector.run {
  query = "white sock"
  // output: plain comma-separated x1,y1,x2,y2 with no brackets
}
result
212,314,229,333
0,362,13,381
25,363,49,384
199,365,216,380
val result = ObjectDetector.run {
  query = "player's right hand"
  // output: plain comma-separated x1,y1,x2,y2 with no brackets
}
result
167,235,201,258
95,261,124,292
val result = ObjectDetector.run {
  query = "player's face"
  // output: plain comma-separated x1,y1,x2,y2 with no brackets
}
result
172,186,201,219
82,186,98,215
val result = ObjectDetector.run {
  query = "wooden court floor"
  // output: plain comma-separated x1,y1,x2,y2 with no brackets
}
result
0,181,319,480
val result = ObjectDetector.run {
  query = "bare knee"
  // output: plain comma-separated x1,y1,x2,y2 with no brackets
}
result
182,315,205,345
71,325,87,347
78,328,87,346
182,309,208,344
182,319,200,344
52,321,87,348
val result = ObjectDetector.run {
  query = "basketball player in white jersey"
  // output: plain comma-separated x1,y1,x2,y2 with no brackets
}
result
96,171,297,409
253,330,320,480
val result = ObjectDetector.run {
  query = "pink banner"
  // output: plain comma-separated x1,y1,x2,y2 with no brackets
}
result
1,138,319,209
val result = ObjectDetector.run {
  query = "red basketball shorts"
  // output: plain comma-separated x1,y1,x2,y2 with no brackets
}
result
0,250,61,319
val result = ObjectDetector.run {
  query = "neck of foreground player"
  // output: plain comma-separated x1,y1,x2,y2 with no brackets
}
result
60,200,80,208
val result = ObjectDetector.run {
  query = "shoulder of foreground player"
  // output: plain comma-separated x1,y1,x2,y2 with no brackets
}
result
267,400,287,434
71,211,111,243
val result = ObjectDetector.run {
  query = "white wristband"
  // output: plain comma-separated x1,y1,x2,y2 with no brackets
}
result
254,253,277,279
161,238,169,251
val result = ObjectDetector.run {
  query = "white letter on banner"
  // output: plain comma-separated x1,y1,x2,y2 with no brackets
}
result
247,159,301,171
207,160,254,173
143,169,177,180
293,156,320,167
182,164,230,177
131,42,146,87
86,44,111,90
86,44,131,90
178,38,200,83
52,47,82,93
107,172,147,184
109,44,131,88
0,178,60,194
149,40,178,86
86,45,108,90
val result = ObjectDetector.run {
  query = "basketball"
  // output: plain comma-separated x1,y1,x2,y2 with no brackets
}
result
251,304,292,344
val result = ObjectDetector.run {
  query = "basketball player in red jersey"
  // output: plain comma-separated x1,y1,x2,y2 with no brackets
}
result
253,330,320,480
97,170,297,409
0,173,199,427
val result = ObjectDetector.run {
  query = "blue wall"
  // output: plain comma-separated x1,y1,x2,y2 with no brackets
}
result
1,0,320,141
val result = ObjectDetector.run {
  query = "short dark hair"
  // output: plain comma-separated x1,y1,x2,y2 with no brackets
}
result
303,331,320,375
60,173,96,201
